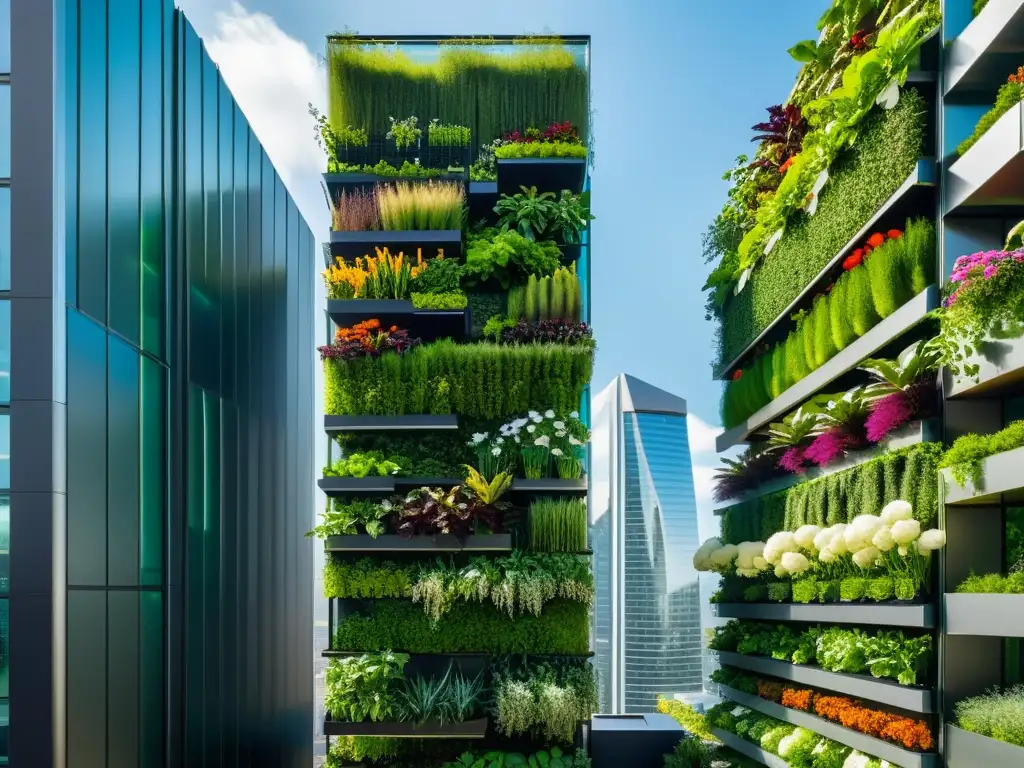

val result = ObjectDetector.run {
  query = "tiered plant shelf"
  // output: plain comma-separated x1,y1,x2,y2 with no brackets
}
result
323,414,460,433
318,476,589,498
716,685,938,768
944,724,1024,768
496,157,587,196
944,0,1024,102
943,335,1024,398
946,102,1024,214
324,533,514,553
329,229,464,260
324,170,467,199
716,286,938,451
326,300,470,342
715,652,935,714
941,445,1024,506
712,602,936,628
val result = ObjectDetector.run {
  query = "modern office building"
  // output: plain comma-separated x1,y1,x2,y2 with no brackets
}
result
4,2,315,766
590,374,704,714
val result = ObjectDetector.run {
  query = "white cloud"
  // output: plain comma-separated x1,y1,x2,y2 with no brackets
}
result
176,1,330,234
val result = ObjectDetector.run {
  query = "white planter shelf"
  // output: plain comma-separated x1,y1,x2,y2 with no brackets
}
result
942,445,1024,506
715,651,934,713
716,287,937,452
945,724,1024,768
712,602,936,629
944,593,1024,637
944,335,1024,399
944,0,1024,101
946,102,1024,213
716,685,938,768
711,728,789,768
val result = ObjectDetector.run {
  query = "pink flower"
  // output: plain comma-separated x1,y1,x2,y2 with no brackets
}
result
984,265,997,278
778,446,809,474
866,392,915,442
804,431,849,467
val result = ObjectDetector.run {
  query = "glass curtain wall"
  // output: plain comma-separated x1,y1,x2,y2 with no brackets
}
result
0,0,11,759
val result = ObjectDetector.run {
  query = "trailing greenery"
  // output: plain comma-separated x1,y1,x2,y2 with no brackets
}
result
331,598,591,654
657,697,717,742
492,660,598,744
529,497,588,553
956,571,1024,594
715,88,926,368
721,218,935,427
330,159,451,178
709,620,932,686
411,292,468,310
957,67,1023,157
939,420,1024,489
719,443,943,543
323,340,594,418
323,552,594,619
327,40,590,156
955,685,1024,748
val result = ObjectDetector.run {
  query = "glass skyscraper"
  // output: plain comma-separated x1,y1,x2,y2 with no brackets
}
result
590,374,703,713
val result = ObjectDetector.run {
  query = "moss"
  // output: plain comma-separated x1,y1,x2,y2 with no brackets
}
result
717,89,925,365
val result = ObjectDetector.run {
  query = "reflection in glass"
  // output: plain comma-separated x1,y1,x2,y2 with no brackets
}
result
0,190,8,291
0,300,8,401
0,0,9,74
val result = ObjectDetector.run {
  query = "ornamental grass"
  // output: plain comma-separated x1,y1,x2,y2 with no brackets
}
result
377,181,465,231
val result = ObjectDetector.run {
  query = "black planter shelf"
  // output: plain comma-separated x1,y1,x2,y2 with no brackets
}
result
716,685,938,768
715,159,937,381
468,180,499,222
496,157,587,196
944,0,1024,102
318,475,588,497
329,230,463,260
712,601,936,629
322,650,596,660
323,414,459,434
326,299,470,342
716,286,937,452
945,724,1024,768
322,716,488,738
715,651,934,713
325,533,513,553
323,170,466,199
711,729,788,768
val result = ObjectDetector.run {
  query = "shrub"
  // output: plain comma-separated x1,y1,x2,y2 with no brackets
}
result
410,291,467,310
957,68,1024,157
956,571,1024,594
939,420,1024,489
955,685,1024,747
716,89,926,367
324,340,593,419
493,661,597,744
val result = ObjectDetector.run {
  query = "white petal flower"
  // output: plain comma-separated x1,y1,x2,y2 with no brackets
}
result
898,545,908,556
553,421,566,430
495,436,504,445
534,435,550,447
753,556,770,571
872,527,895,552
918,529,946,551
774,564,788,579
891,519,922,546
819,548,837,563
570,411,579,419
513,418,529,429
491,447,502,457
880,500,913,525
471,432,488,445
569,437,582,446
532,415,543,424
781,551,810,574
764,531,797,564
528,411,540,419
794,524,822,552
544,409,555,418
852,546,881,569
813,527,834,553
527,424,536,434
550,448,564,457
829,533,849,556
710,544,739,568
556,431,567,438
736,541,764,570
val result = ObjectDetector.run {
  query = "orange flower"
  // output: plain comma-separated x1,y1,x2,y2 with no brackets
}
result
779,156,797,175
842,249,864,270
1008,66,1024,85
781,688,814,711
887,229,903,240
866,232,885,249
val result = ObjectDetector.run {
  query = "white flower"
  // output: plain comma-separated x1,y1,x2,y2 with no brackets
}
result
491,447,502,457
753,556,770,571
736,541,764,570
872,527,895,552
495,437,504,445
829,533,849,556
918,529,946,551
891,519,921,546
898,545,908,557
527,424,537,434
550,448,564,457
553,421,566,430
813,527,834,553
794,524,822,552
781,551,810,574
534,435,551,447
556,431,567,438
570,411,579,419
880,500,913,525
528,410,540,419
569,436,582,446
819,548,837,563
544,409,555,419
774,564,788,579
764,531,797,564
710,544,739,568
513,418,529,429
693,538,723,571
852,546,881,569
916,540,933,556
470,432,488,445
846,515,882,552
532,415,543,424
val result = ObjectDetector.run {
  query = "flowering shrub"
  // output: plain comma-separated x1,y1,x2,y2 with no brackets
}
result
496,319,594,346
322,247,435,300
503,121,583,146
939,248,1024,380
468,410,589,480
318,319,420,361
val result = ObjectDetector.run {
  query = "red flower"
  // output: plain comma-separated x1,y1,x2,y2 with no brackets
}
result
866,232,885,249
732,369,743,381
849,30,869,51
779,156,797,175
887,229,904,240
843,249,864,270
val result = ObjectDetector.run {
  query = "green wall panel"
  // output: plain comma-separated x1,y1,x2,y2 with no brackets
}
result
77,0,107,321
107,335,140,587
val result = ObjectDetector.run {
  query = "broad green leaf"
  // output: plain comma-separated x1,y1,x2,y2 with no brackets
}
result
788,39,819,62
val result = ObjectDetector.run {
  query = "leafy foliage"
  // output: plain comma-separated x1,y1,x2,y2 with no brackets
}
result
325,652,408,723
494,187,593,245
464,229,562,290
957,67,1024,157
956,571,1024,594
493,660,598,744
955,685,1024,748
939,420,1024,489
308,499,394,539
443,747,591,768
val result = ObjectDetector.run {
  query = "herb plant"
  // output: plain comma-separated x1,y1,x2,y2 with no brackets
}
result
325,651,409,723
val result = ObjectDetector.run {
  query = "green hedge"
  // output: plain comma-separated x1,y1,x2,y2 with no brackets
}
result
331,599,590,655
324,340,593,418
720,442,943,543
717,89,926,368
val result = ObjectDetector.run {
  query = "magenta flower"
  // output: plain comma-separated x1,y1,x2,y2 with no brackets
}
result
865,392,915,442
778,446,809,474
804,430,849,467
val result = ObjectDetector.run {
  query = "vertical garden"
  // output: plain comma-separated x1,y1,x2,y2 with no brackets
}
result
670,1,1024,767
310,34,598,768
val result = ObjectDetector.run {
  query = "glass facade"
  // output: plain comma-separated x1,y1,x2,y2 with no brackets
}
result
0,0,8,757
590,376,703,714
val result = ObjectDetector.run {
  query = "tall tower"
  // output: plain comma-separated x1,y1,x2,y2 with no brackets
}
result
590,374,703,713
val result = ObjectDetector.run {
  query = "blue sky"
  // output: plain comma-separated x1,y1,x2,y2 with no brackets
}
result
177,0,830,515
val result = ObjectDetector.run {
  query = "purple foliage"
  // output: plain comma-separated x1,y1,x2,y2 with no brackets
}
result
865,392,915,442
804,430,849,467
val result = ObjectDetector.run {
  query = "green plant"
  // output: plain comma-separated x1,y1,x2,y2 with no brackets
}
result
428,120,471,147
323,451,407,478
974,0,989,15
324,556,415,599
494,141,587,159
410,256,465,294
495,187,593,244
663,737,714,768
396,665,484,725
444,747,591,768
867,576,895,602
956,685,1024,748
940,420,1024,489
767,582,791,602
325,651,408,723
957,67,1024,156
529,497,588,553
956,571,1024,594
493,660,597,744
307,499,393,538
387,115,422,149
657,698,717,741
791,578,818,604
411,292,468,310
547,191,594,245
378,181,465,230
839,577,867,601
463,229,562,290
